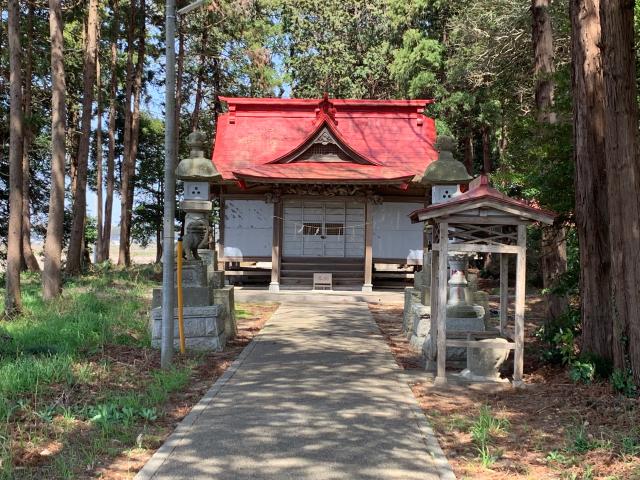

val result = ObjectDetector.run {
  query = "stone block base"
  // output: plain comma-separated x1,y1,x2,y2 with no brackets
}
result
152,286,214,309
209,270,225,289
408,305,431,352
446,316,486,361
213,286,236,338
150,305,226,351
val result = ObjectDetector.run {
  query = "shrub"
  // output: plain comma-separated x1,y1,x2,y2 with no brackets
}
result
611,369,637,397
569,361,596,384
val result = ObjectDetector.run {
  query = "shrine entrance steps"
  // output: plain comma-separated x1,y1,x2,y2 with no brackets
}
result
280,256,364,288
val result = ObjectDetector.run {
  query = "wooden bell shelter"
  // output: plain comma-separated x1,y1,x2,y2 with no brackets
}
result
410,175,556,386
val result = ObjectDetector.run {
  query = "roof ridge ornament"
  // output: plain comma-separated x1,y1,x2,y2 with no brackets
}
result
316,92,337,124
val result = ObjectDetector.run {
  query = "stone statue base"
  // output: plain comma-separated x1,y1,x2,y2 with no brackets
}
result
151,251,235,352
150,305,227,351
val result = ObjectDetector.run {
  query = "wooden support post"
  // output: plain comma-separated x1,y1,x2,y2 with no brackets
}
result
217,195,226,271
426,246,439,370
513,225,527,388
435,221,449,385
269,201,282,293
362,200,373,292
499,253,509,336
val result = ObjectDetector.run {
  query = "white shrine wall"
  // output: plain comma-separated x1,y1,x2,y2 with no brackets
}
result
372,202,424,264
222,199,273,259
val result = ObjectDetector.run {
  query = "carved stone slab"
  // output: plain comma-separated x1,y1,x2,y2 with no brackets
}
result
150,305,225,351
176,260,208,287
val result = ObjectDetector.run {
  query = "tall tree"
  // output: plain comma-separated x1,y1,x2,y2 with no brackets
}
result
531,0,568,323
5,0,24,315
96,51,104,262
101,0,118,262
570,0,613,362
118,0,145,266
43,0,67,299
21,3,40,272
600,0,640,382
67,0,100,274
532,0,557,123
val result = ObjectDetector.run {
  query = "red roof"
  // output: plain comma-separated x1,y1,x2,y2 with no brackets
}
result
409,176,557,224
211,95,436,185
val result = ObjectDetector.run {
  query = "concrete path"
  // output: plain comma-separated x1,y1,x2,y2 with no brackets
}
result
137,302,453,480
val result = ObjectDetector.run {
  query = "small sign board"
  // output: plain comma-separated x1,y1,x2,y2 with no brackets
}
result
313,273,332,290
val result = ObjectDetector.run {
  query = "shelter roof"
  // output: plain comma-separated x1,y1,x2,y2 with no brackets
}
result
211,95,436,185
409,176,556,224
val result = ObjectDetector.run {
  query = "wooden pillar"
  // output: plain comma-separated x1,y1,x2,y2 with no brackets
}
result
269,200,283,292
362,200,373,292
217,195,226,271
513,224,527,388
426,244,439,370
435,221,449,385
499,253,509,336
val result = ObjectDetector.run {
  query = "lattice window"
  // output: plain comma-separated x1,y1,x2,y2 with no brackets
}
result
325,223,344,236
302,223,322,236
298,143,351,163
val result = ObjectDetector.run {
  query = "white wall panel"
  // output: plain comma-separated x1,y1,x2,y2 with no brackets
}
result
372,202,423,262
223,199,273,258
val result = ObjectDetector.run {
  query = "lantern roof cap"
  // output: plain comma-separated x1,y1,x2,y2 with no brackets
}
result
176,130,222,182
421,135,473,185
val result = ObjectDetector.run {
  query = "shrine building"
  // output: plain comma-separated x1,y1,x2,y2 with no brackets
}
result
211,95,438,292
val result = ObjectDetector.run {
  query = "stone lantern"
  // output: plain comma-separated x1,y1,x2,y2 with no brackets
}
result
404,135,475,352
403,135,485,363
149,131,236,352
176,131,222,263
421,135,472,205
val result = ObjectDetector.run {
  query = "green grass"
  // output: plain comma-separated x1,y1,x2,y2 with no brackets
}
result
0,267,163,478
470,405,510,468
0,269,154,407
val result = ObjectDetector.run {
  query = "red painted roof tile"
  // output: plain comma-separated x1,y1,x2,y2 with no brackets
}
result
409,175,557,223
211,96,437,183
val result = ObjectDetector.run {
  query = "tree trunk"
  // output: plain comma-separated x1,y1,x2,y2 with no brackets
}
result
21,3,40,273
67,0,100,275
96,53,104,263
121,0,146,266
481,126,491,173
531,0,557,123
571,0,612,361
68,107,81,202
191,29,208,132
102,0,118,262
600,0,640,382
532,0,567,323
43,0,67,300
155,228,162,264
212,55,223,133
118,0,137,266
463,135,473,175
175,23,185,147
5,0,24,315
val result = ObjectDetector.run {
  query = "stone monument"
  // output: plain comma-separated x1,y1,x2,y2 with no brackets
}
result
150,131,236,350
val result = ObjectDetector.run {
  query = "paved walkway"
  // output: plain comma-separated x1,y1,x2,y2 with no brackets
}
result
136,302,453,480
